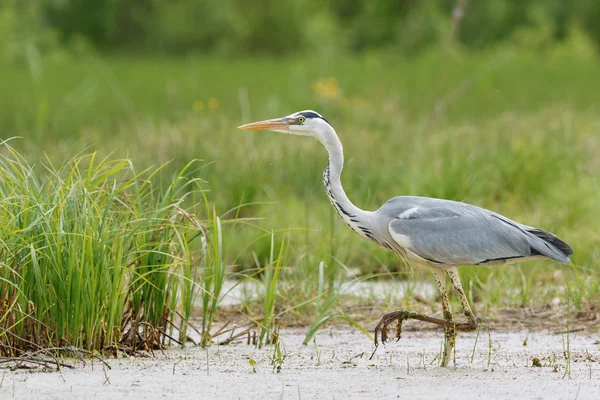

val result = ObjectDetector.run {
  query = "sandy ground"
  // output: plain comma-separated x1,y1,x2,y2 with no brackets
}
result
2,328,599,399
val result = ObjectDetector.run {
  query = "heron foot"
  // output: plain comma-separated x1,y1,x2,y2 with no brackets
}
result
374,310,410,347
373,309,445,347
371,310,480,362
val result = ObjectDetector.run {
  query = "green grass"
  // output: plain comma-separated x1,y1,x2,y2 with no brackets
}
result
257,232,287,348
199,210,226,348
1,45,599,347
0,142,206,354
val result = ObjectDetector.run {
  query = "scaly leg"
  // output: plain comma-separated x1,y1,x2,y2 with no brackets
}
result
373,269,462,367
446,267,479,331
433,269,455,367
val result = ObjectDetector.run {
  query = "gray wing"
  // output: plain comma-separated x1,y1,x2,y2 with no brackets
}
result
382,197,572,266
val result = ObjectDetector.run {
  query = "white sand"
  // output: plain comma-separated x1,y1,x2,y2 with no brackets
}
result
2,328,599,399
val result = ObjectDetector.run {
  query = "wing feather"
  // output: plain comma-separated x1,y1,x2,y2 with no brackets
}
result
388,206,535,266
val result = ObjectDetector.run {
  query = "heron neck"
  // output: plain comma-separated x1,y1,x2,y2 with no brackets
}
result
319,128,370,222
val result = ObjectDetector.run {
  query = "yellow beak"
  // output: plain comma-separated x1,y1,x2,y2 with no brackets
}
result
237,118,290,131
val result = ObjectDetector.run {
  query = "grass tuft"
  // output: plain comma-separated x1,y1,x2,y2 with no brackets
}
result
0,142,205,355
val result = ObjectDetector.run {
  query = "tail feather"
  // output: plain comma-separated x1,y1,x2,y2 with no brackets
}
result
527,228,573,262
528,228,574,255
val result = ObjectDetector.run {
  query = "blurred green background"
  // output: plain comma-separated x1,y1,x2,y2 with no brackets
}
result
4,0,600,57
1,0,599,306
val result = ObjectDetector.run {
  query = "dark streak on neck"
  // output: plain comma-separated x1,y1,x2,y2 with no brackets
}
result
322,164,380,245
323,164,356,219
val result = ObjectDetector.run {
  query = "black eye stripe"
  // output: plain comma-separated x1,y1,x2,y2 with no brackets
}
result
296,111,329,124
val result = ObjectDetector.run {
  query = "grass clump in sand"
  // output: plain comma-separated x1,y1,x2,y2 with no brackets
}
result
0,141,206,355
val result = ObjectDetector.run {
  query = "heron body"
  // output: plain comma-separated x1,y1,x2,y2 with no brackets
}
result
238,110,573,367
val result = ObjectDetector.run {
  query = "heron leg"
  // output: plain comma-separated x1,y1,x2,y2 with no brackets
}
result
446,267,479,331
372,269,460,367
433,269,455,367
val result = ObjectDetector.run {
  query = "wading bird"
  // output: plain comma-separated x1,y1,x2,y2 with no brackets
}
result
238,110,573,367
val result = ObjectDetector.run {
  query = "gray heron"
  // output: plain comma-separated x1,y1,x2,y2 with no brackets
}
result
238,110,573,367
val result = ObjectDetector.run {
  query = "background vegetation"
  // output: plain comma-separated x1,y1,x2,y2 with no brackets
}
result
0,0,599,353
4,0,600,57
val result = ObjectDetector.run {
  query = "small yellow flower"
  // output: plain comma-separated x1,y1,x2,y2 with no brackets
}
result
193,100,204,112
313,77,340,99
208,97,220,109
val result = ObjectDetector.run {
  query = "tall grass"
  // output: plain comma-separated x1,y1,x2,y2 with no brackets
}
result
199,211,226,348
257,233,287,348
0,142,204,354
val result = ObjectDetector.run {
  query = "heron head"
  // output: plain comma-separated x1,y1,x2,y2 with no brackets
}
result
238,110,332,138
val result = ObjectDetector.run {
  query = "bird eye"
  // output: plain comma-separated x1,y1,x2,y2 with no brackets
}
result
298,116,305,123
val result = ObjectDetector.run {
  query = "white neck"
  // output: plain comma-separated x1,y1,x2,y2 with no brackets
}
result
317,125,374,234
